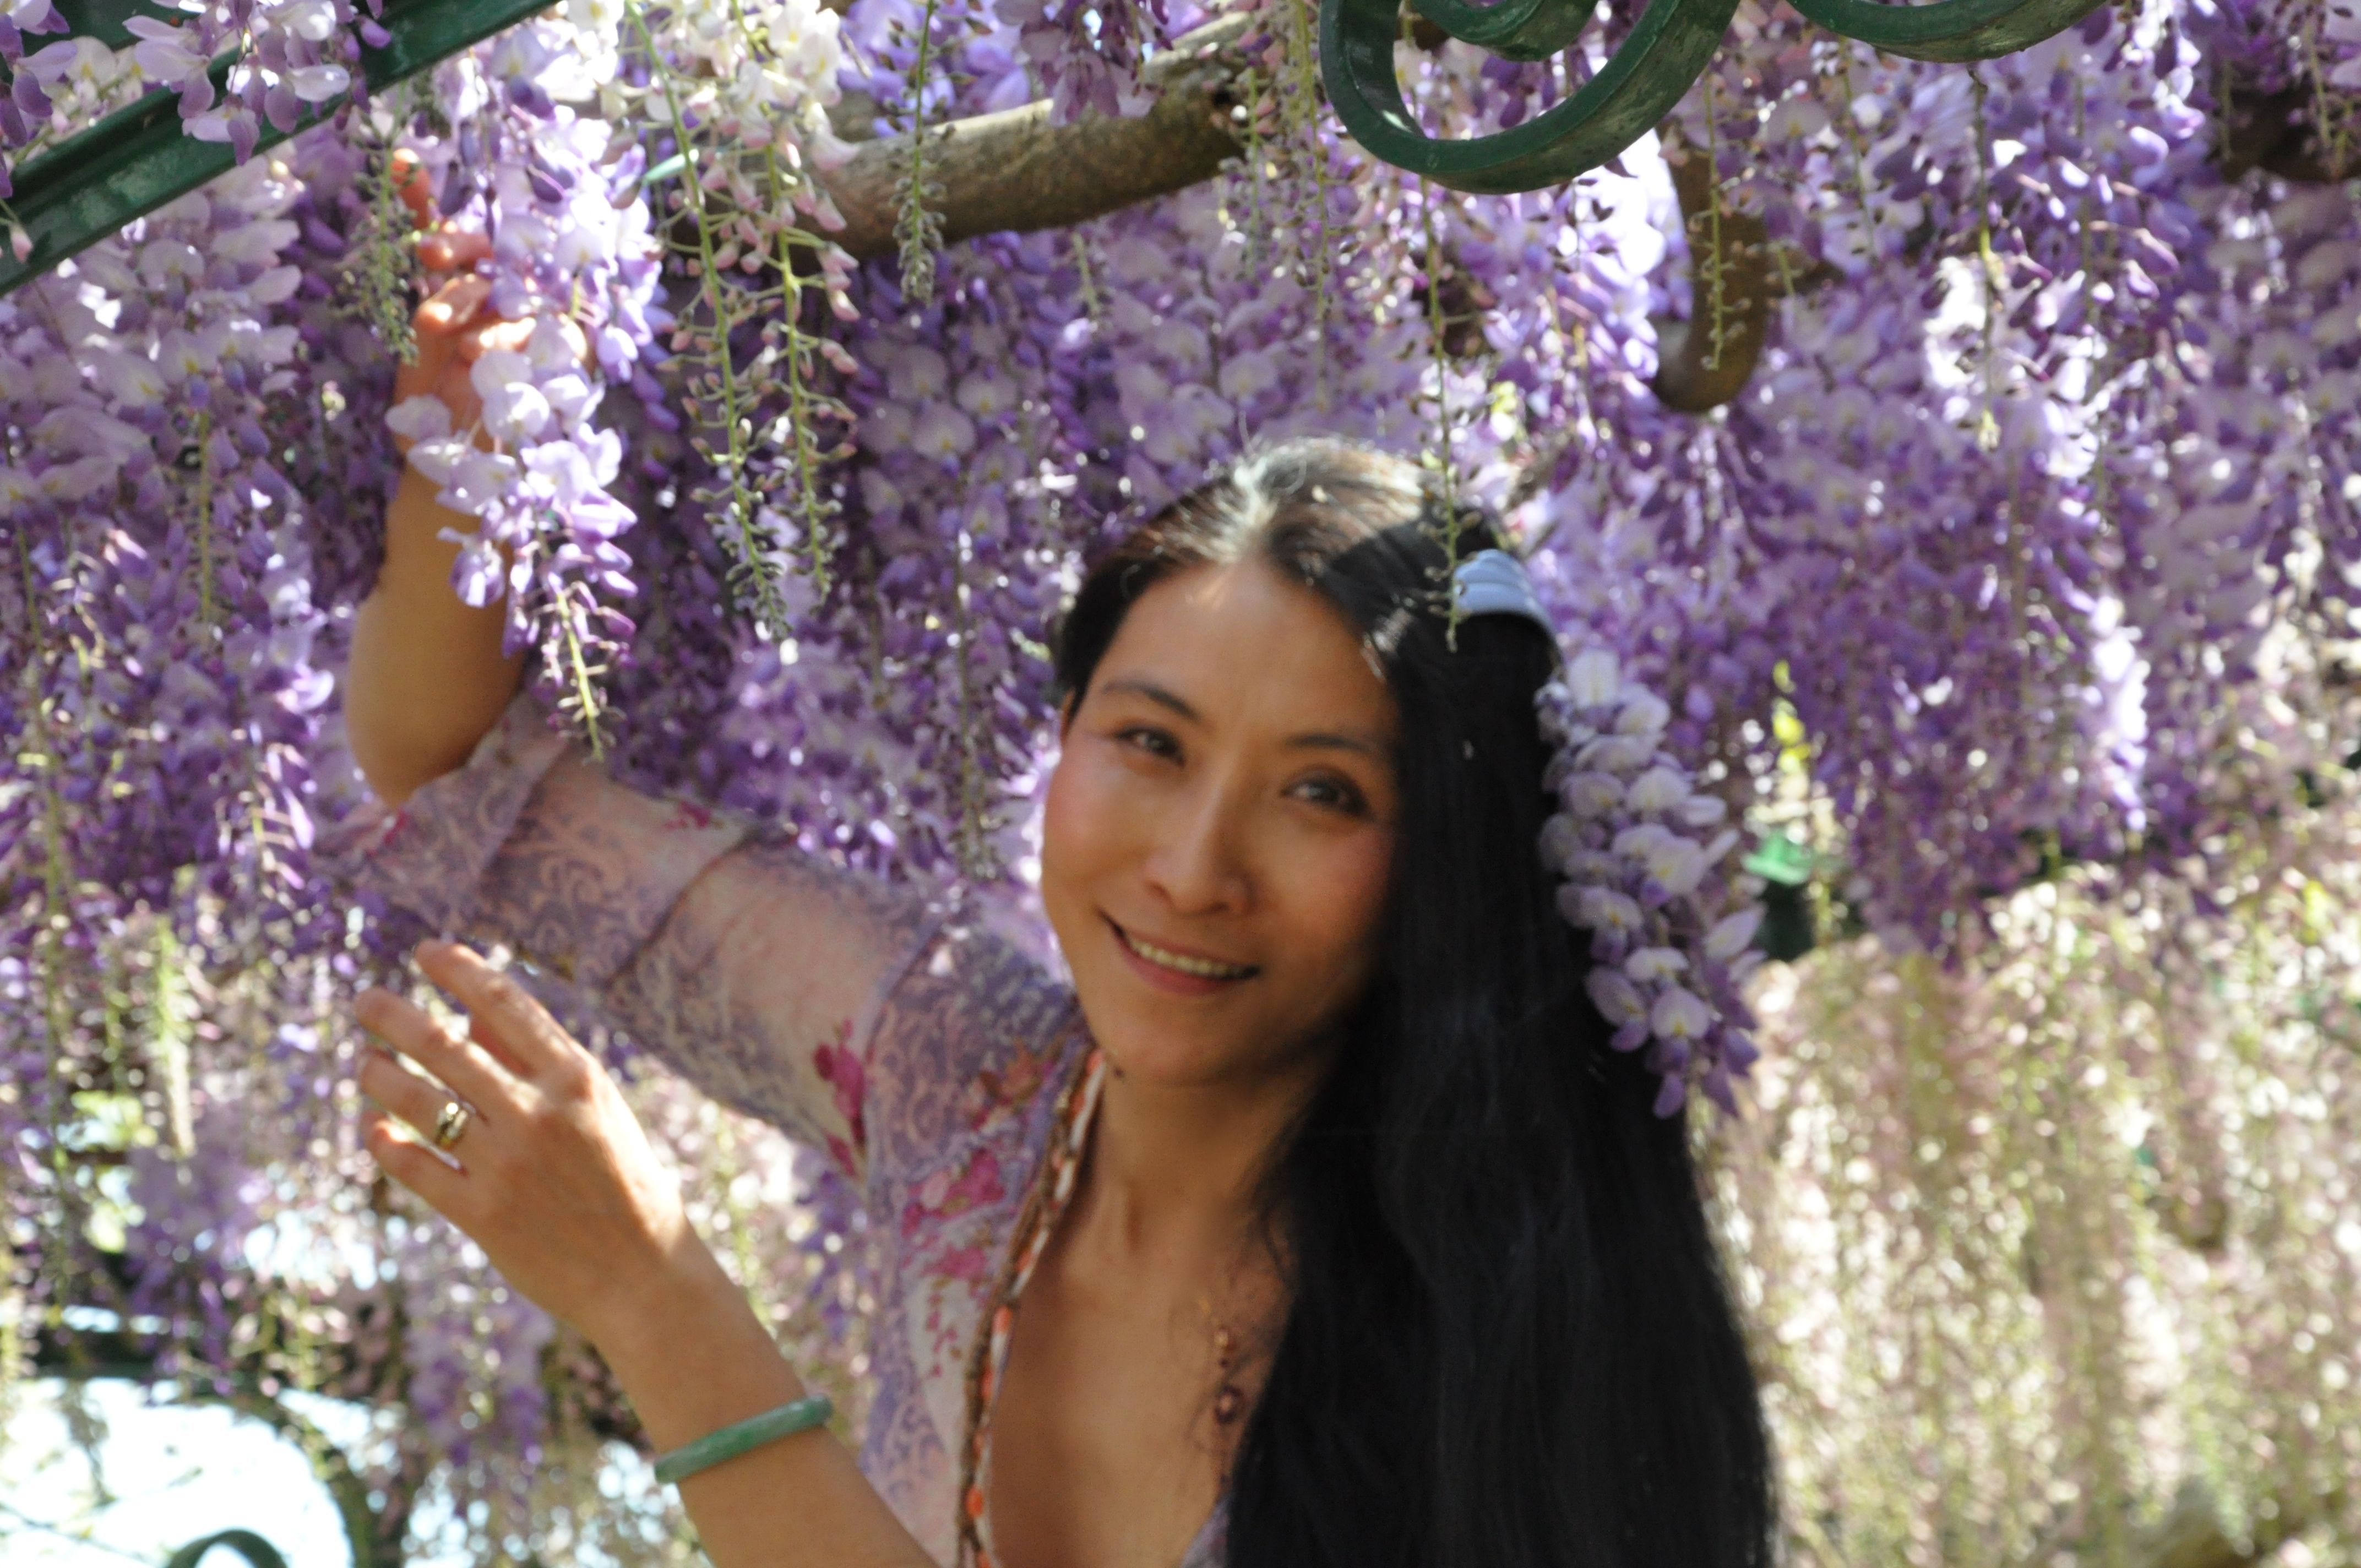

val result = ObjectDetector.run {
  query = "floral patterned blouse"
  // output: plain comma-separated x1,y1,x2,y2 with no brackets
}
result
340,692,1227,1568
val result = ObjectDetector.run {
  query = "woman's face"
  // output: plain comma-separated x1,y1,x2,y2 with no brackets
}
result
1041,559,1402,1091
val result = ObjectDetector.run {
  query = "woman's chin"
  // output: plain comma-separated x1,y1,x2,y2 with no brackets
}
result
1088,1008,1341,1099
1085,1015,1269,1092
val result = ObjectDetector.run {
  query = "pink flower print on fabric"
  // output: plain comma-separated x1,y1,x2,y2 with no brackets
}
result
813,1019,868,1176
904,1148,1007,1240
961,1032,1063,1133
932,1242,995,1285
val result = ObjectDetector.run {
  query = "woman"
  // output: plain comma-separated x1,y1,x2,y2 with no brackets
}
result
342,238,1774,1568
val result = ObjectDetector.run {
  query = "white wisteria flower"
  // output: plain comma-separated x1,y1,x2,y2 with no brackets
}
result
1585,968,1647,1026
1625,765,1691,814
1705,908,1767,961
1613,689,1672,735
1573,886,1646,937
1563,770,1627,818
1563,650,1622,706
1624,946,1689,983
1650,987,1713,1043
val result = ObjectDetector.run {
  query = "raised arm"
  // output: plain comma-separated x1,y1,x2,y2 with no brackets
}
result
345,682,953,1186
344,170,529,810
347,469,525,808
347,762,1079,1568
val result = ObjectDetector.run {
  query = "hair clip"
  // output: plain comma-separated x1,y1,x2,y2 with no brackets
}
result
1450,549,1554,639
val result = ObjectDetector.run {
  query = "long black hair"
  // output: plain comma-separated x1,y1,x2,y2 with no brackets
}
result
1049,438,1775,1568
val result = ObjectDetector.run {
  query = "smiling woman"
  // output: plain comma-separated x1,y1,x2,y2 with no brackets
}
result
1042,557,1399,1080
1031,443,1772,1568
339,435,1770,1568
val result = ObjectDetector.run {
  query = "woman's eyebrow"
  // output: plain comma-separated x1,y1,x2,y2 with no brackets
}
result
1099,678,1387,757
1287,731,1386,758
1101,677,1198,718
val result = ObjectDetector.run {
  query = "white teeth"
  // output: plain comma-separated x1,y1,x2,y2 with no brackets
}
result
1120,928,1254,980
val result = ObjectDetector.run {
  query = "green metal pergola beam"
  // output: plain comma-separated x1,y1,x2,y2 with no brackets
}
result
0,0,552,298
50,0,182,51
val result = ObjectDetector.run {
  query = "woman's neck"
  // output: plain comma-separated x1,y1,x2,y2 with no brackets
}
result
1074,1045,1332,1272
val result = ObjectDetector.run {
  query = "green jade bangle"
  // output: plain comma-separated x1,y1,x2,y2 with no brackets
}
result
653,1394,835,1487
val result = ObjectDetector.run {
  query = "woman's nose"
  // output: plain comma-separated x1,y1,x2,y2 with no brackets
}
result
1141,782,1253,916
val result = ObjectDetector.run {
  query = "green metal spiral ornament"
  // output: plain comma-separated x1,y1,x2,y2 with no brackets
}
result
1323,0,2113,193
0,0,551,298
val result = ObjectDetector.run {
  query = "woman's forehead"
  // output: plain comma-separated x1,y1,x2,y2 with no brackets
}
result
1095,561,1399,743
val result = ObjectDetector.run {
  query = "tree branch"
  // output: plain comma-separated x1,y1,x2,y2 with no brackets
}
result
2216,83,2357,184
1651,140,1778,414
810,21,1815,416
817,14,1250,263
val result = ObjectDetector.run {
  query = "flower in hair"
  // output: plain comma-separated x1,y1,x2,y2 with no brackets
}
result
1535,652,1764,1117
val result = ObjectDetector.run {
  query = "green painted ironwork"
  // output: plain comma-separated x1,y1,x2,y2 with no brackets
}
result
1,0,2116,290
0,0,553,297
50,0,182,51
165,1529,292,1568
1323,0,2112,193
1782,0,2110,61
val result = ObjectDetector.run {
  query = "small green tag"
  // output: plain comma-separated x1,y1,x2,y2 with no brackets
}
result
1743,830,1815,888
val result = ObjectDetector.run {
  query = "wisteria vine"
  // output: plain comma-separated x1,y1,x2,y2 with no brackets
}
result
4,0,2359,1555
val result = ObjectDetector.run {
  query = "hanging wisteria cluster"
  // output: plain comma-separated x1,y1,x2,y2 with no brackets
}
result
6,0,2360,1554
388,14,666,747
1712,802,2361,1567
1539,648,1763,1117
1,0,368,208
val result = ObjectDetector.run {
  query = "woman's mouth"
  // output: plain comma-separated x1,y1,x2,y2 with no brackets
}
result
1107,917,1259,994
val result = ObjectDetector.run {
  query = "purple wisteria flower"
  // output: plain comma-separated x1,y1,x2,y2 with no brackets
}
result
1538,650,1763,1115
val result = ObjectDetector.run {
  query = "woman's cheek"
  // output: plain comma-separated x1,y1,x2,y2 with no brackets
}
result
1037,760,1087,927
1041,743,1139,904
1041,745,1109,869
1316,832,1395,983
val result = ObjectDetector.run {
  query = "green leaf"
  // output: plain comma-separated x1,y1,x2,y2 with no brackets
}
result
165,1529,290,1568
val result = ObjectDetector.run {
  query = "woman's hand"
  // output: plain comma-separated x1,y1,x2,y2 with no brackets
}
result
352,939,716,1347
353,940,942,1568
384,151,585,458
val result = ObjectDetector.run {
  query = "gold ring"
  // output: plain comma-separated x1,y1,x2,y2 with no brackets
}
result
432,1101,472,1151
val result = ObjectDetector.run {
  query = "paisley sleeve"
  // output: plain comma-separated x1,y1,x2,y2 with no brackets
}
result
340,689,948,1184
853,907,1088,1189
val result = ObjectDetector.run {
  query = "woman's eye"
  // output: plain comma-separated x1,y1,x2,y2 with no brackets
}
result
1116,726,1179,760
1294,776,1368,815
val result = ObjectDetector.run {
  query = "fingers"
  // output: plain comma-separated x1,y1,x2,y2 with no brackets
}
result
391,148,435,228
412,279,535,364
357,1046,483,1156
420,227,493,274
361,1106,470,1211
413,939,590,1090
418,273,491,336
352,981,521,1108
455,316,536,365
390,149,493,271
397,276,494,396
